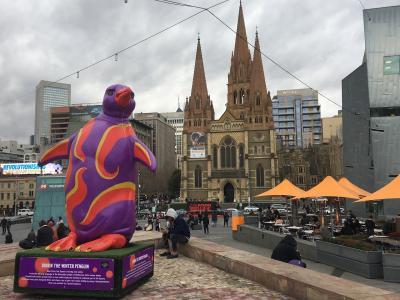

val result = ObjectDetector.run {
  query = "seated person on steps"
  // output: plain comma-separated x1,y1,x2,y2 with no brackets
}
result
160,208,190,259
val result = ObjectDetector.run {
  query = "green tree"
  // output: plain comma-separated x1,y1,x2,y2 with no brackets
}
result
168,169,181,198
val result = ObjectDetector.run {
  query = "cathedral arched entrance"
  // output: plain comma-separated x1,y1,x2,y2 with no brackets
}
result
223,183,234,203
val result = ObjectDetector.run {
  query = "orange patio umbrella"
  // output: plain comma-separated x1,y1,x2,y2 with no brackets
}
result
294,176,360,200
338,177,371,198
255,179,304,198
355,175,400,202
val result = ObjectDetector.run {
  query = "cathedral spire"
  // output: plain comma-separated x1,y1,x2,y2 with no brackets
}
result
233,1,250,67
250,30,267,95
190,37,208,100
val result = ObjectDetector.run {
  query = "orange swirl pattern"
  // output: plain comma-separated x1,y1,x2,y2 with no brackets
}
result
66,167,87,232
95,124,134,180
80,182,136,226
40,139,68,164
74,119,95,162
134,142,152,167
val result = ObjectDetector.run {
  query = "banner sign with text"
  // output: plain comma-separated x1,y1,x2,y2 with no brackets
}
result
121,247,154,289
17,257,114,291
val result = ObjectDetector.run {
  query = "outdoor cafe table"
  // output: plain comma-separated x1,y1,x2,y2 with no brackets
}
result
273,223,289,233
287,226,303,236
374,229,384,234
262,221,275,229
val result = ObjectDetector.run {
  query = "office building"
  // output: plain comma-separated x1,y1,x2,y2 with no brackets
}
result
322,111,342,143
0,175,36,215
343,5,400,218
35,81,71,145
161,106,184,169
272,88,321,148
134,112,177,194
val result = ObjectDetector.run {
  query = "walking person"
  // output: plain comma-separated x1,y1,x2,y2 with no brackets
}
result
223,211,229,227
211,211,218,227
202,211,210,234
6,218,11,235
1,217,6,235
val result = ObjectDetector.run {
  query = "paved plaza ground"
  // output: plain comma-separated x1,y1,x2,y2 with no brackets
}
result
2,218,400,295
0,249,292,300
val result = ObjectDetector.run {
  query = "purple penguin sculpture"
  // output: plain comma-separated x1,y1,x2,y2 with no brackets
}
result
38,84,156,252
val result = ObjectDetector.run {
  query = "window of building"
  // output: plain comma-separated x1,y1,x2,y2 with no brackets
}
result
298,166,304,173
298,176,304,185
29,190,34,197
239,144,244,168
240,112,244,120
7,183,10,189
19,191,24,197
256,94,261,105
19,183,24,190
195,166,202,188
256,164,264,187
0,193,3,200
383,55,400,75
195,98,200,109
220,136,236,168
7,193,10,200
233,90,238,104
29,183,34,189
239,89,245,104
212,145,218,169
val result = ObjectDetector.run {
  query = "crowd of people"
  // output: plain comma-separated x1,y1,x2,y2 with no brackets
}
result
19,216,69,249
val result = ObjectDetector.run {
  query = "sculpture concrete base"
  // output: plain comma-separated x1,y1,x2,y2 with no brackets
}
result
13,242,154,298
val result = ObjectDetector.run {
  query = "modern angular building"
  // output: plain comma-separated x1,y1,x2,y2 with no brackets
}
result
272,88,322,148
343,5,400,218
35,81,71,145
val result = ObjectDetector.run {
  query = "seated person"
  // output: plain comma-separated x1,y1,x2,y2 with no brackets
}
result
341,220,354,235
5,232,13,244
36,220,54,247
19,229,36,249
271,235,306,268
160,208,190,259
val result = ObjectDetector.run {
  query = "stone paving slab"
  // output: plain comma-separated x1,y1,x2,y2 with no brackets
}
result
0,249,292,300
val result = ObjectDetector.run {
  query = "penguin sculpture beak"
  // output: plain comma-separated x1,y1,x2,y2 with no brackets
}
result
115,87,133,107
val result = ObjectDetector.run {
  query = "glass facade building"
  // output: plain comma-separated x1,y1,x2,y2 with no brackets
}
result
35,81,71,145
272,88,321,148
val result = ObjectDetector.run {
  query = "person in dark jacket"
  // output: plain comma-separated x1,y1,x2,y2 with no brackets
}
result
6,219,11,234
365,215,375,236
56,223,69,239
36,220,54,247
1,217,7,235
202,211,210,234
223,211,229,227
271,235,305,267
160,208,190,259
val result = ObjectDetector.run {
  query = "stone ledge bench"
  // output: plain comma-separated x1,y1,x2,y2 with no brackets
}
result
179,237,399,300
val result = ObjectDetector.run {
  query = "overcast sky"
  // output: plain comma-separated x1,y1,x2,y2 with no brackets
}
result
1,0,399,143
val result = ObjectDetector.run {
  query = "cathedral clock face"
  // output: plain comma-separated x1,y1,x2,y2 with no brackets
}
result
253,132,265,142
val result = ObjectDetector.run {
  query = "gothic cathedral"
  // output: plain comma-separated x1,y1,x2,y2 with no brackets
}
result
181,3,279,203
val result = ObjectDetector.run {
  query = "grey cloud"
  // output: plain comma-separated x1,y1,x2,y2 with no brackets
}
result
0,0,398,142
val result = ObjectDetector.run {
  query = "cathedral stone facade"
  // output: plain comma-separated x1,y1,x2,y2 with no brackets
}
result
181,3,279,203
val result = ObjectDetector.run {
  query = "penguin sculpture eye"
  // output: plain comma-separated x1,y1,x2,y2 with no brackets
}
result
106,89,115,96
130,92,134,99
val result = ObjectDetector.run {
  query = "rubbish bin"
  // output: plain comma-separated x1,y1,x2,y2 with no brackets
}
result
231,210,244,231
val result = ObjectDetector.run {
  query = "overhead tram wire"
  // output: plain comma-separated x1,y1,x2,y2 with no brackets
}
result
53,0,230,83
152,0,379,129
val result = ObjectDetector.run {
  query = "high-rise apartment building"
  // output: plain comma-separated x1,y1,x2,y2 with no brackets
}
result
343,5,400,218
35,81,71,145
272,89,321,148
161,106,184,169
